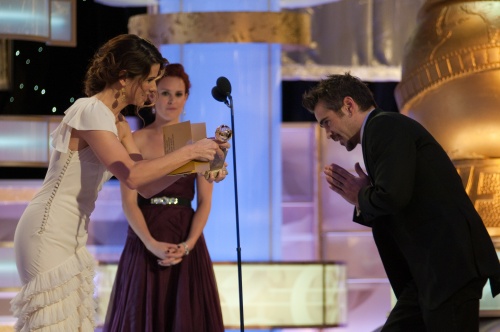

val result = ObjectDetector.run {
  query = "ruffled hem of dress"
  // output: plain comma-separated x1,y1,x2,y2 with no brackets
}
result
10,246,97,332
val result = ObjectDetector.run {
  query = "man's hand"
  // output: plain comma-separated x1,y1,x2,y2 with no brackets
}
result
324,162,370,206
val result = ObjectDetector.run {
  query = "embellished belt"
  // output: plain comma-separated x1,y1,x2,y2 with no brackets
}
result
138,196,192,207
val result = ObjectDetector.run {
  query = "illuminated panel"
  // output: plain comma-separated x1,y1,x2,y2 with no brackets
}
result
215,262,347,328
0,116,140,167
0,116,62,166
0,0,50,42
94,262,347,328
49,0,76,46
0,0,76,46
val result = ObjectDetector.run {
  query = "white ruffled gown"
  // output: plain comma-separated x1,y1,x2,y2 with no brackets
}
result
11,96,117,331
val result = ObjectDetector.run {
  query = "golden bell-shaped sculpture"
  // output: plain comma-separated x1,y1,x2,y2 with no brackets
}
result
395,0,500,160
395,0,500,235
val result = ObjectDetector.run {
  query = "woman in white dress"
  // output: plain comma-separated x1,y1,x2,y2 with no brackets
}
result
10,34,226,332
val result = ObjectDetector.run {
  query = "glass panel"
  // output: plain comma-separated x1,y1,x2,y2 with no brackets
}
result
282,205,317,260
50,0,75,46
0,0,50,41
324,231,386,279
0,119,50,164
281,123,316,202
162,42,282,261
0,247,20,288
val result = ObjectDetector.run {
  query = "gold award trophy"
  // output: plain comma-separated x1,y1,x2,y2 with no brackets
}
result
204,124,232,179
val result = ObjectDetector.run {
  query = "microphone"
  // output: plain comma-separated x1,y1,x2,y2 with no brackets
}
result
211,76,232,106
211,86,227,103
216,76,231,96
210,75,244,332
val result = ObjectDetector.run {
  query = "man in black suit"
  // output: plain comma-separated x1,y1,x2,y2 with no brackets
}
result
302,73,500,332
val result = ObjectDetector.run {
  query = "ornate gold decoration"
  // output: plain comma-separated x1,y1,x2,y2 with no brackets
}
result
395,1,500,236
455,158,500,236
128,11,311,50
395,43,500,111
394,0,500,160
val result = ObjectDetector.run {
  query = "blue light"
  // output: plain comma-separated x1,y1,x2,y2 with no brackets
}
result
0,136,44,148
51,17,66,27
0,262,17,273
0,11,42,21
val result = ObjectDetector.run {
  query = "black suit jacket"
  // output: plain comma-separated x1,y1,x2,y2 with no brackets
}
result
353,109,500,309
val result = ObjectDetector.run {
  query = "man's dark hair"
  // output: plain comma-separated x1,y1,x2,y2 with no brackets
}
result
302,72,377,114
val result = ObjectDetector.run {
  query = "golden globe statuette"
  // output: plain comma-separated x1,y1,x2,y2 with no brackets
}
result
204,124,232,180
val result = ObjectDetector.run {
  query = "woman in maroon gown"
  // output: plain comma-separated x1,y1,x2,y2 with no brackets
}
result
104,63,225,332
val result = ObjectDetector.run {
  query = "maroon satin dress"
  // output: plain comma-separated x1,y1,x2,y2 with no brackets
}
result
104,174,224,332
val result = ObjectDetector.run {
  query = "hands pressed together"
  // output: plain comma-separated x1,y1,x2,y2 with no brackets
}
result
324,162,371,207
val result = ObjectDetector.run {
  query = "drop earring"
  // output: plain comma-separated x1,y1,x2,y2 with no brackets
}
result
182,109,186,116
112,89,120,109
120,87,127,103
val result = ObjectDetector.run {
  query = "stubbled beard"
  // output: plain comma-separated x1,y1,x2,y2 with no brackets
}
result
344,137,357,151
345,130,361,151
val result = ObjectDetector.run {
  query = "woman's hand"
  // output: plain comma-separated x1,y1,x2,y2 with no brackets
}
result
146,240,183,267
203,162,229,183
177,241,191,256
216,141,231,150
190,138,219,162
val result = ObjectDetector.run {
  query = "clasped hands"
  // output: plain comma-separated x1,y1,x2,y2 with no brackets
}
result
150,241,190,267
324,162,371,207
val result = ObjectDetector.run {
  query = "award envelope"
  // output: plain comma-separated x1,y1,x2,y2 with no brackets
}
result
163,121,210,175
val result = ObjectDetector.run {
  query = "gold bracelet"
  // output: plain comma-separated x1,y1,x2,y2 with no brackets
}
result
181,242,189,256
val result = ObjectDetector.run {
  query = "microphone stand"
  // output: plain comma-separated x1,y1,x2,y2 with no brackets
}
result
223,94,244,332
